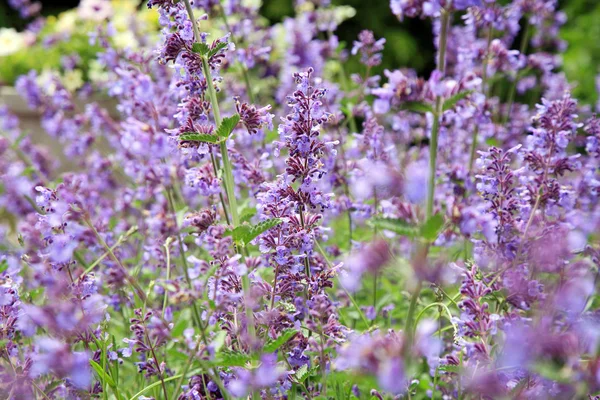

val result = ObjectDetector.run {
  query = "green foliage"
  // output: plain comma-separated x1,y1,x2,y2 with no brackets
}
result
179,133,221,144
263,328,297,353
442,90,474,111
225,218,283,246
369,217,418,237
561,2,600,105
0,29,103,86
215,114,241,139
368,214,445,241
89,360,117,389
399,101,435,114
191,42,210,55
420,213,445,241
192,41,229,58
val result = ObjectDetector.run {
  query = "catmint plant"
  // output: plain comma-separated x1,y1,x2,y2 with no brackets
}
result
0,0,599,398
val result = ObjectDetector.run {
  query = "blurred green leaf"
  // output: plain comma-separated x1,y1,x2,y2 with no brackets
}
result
420,213,444,241
369,217,418,237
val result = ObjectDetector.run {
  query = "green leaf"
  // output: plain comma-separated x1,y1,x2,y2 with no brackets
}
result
400,101,435,114
442,90,474,111
212,330,227,354
90,360,116,388
294,365,309,382
191,42,210,55
420,213,445,241
239,207,256,223
226,218,282,246
179,133,221,144
207,41,229,58
263,328,298,353
213,351,251,367
215,114,241,139
438,364,460,373
369,217,418,237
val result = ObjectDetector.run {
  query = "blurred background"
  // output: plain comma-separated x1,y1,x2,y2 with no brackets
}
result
1,0,598,105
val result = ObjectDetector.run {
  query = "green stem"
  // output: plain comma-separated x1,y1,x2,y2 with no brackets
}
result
162,237,173,317
200,56,240,227
182,0,201,43
403,281,423,354
426,9,450,220
314,241,370,328
164,187,204,329
299,207,311,280
145,331,169,400
413,301,457,337
77,226,138,282
82,213,147,303
184,0,254,365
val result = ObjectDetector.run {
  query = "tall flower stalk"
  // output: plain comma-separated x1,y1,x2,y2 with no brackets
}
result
426,8,451,220
181,0,255,345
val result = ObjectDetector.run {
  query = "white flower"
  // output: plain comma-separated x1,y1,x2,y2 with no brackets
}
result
78,0,113,22
0,28,26,57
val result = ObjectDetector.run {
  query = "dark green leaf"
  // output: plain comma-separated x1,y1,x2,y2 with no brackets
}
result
400,101,435,114
215,114,241,139
263,328,298,353
191,42,210,55
179,133,221,144
420,213,445,241
442,90,474,111
369,217,418,237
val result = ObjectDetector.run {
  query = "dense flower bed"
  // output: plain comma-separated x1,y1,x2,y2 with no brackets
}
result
0,0,599,399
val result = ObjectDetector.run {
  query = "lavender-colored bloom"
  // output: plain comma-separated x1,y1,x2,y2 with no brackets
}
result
352,30,386,67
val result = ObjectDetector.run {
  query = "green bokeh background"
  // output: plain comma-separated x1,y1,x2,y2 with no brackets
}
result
1,0,598,105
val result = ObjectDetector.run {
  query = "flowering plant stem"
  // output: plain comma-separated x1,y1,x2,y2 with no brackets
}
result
426,9,450,221
411,9,451,368
183,0,255,350
81,213,147,303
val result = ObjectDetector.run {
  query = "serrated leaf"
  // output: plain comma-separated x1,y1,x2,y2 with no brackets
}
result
263,328,298,353
228,218,282,246
369,217,418,237
179,133,221,144
400,101,435,114
239,207,256,223
442,90,474,111
420,213,445,241
294,365,309,382
90,360,116,388
212,330,227,354
207,41,229,58
438,364,460,373
213,351,251,367
191,42,210,55
215,114,240,139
